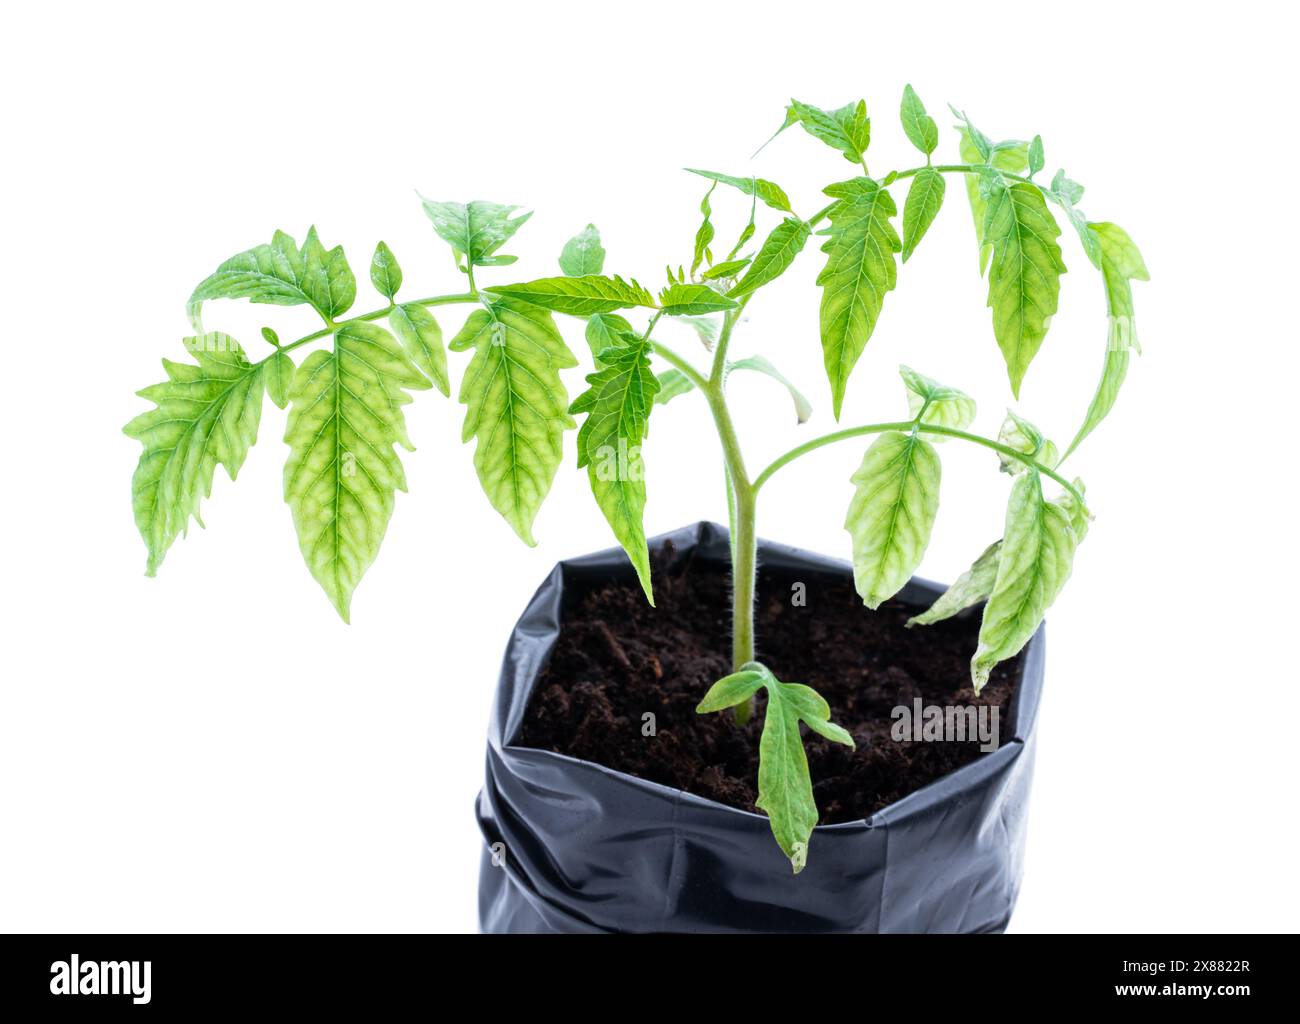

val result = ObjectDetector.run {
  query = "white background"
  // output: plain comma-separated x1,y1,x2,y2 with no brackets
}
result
3,0,1296,934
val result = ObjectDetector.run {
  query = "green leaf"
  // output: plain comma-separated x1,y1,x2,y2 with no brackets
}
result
370,241,402,300
692,183,716,277
899,85,938,155
695,670,765,713
282,322,430,621
570,331,661,603
188,227,356,329
983,176,1067,397
264,350,294,410
791,99,870,164
899,365,975,433
683,169,793,213
420,198,531,267
997,409,1058,474
124,334,274,576
388,303,450,396
972,471,1077,691
585,312,634,366
1064,223,1149,458
958,130,1028,275
729,356,812,423
845,431,942,609
658,282,738,316
1051,168,1084,205
701,257,752,281
450,297,577,544
487,275,656,317
1028,135,1045,177
815,178,901,419
728,217,811,298
559,224,605,277
901,168,945,263
906,541,1002,628
653,368,696,405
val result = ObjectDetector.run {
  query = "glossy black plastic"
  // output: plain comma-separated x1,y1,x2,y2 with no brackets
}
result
476,522,1045,933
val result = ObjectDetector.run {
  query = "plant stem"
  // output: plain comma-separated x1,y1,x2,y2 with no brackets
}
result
886,163,1036,188
270,292,479,357
649,342,708,389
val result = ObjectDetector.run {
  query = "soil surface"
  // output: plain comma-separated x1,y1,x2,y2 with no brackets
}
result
515,542,1023,823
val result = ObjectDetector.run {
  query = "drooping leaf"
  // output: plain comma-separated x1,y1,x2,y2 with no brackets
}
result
370,241,403,300
727,192,759,260
728,217,811,298
815,177,901,419
683,169,793,213
188,227,356,329
997,409,1058,474
790,99,870,164
982,176,1067,397
899,365,975,433
701,257,752,281
658,282,738,316
957,130,1028,275
899,84,938,155
420,198,531,267
487,275,656,317
729,356,812,423
677,314,721,350
282,322,430,621
570,329,660,602
585,311,634,366
901,168,946,262
692,183,717,277
388,303,450,396
124,334,276,576
1064,222,1149,458
450,297,577,544
971,471,1077,690
559,224,605,277
653,368,696,405
906,541,1002,628
845,431,942,609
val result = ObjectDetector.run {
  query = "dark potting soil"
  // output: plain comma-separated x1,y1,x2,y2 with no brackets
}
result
515,542,1023,824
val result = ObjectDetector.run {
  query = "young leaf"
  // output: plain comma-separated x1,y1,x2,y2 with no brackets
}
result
997,410,1058,473
188,227,355,329
1028,135,1045,177
450,297,577,544
816,178,901,419
388,303,450,396
124,334,274,575
683,169,793,213
585,311,634,366
570,330,661,603
701,257,752,281
692,183,717,277
282,322,430,621
695,669,765,713
971,471,1077,691
791,99,870,164
899,85,938,155
983,177,1067,397
957,131,1028,275
1064,222,1149,458
728,217,811,298
370,241,403,300
899,365,975,432
264,350,294,410
729,356,812,423
487,275,656,317
420,199,531,267
559,224,605,277
845,431,942,609
906,541,1002,627
658,282,738,316
653,368,696,405
901,168,946,262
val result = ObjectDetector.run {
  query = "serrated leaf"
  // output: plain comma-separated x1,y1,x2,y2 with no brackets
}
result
983,177,1067,397
188,227,355,329
420,198,531,267
389,303,449,396
906,541,1002,628
692,183,716,277
282,322,430,621
585,312,634,367
899,365,975,433
899,85,938,155
901,168,945,263
728,217,811,298
816,178,901,419
559,224,605,277
569,331,660,603
701,257,752,281
958,130,1028,275
684,169,793,213
124,334,271,576
729,356,812,423
791,99,870,164
450,298,577,544
845,431,942,609
370,241,402,300
1063,222,1149,458
653,368,696,405
658,282,738,316
487,275,656,317
972,471,1077,691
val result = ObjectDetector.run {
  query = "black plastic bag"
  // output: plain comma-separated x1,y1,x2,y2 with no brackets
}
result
476,522,1045,933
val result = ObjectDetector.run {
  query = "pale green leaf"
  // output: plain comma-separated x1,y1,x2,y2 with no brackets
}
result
815,178,901,419
729,217,811,298
899,365,975,433
1028,135,1045,176
958,130,1028,275
420,198,531,267
585,312,634,366
997,409,1058,474
901,168,945,262
653,368,696,405
264,350,294,410
658,282,738,316
450,298,577,544
845,431,942,609
282,322,430,621
701,257,752,281
899,84,938,155
370,241,402,300
906,541,1002,628
692,183,716,277
389,303,449,396
695,670,765,713
791,99,870,164
729,356,812,423
487,275,656,317
559,224,605,277
683,169,793,213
